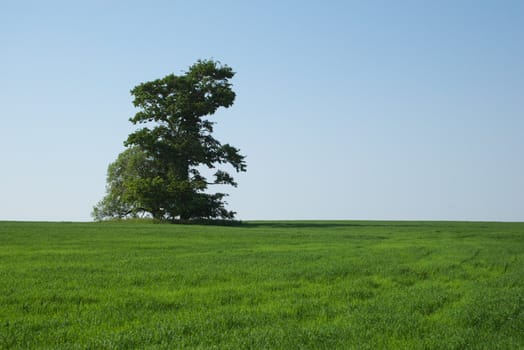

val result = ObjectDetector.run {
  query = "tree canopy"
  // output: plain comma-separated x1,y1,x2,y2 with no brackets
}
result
93,60,246,222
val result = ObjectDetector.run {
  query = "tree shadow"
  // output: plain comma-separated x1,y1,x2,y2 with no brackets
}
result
241,221,393,229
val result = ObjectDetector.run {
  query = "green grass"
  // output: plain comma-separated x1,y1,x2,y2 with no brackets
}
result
0,220,523,349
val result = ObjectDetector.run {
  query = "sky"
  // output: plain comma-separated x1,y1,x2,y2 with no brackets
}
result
1,0,523,222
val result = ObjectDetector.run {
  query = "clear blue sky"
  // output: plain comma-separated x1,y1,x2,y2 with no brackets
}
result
1,1,523,221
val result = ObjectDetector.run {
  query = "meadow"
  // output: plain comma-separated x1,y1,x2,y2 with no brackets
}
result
0,220,523,349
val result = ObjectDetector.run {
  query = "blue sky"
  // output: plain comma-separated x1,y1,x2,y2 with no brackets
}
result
1,1,523,221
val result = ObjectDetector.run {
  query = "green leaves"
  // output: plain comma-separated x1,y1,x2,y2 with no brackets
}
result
214,170,238,187
129,60,235,125
94,59,246,222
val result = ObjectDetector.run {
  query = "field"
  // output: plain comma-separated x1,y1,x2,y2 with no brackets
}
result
0,221,523,349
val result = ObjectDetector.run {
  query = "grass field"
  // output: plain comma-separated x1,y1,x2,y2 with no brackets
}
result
0,220,523,349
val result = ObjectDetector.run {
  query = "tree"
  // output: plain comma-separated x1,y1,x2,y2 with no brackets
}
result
93,59,246,221
92,146,155,220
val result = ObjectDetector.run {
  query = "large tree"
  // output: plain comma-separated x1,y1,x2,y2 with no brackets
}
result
93,60,246,221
